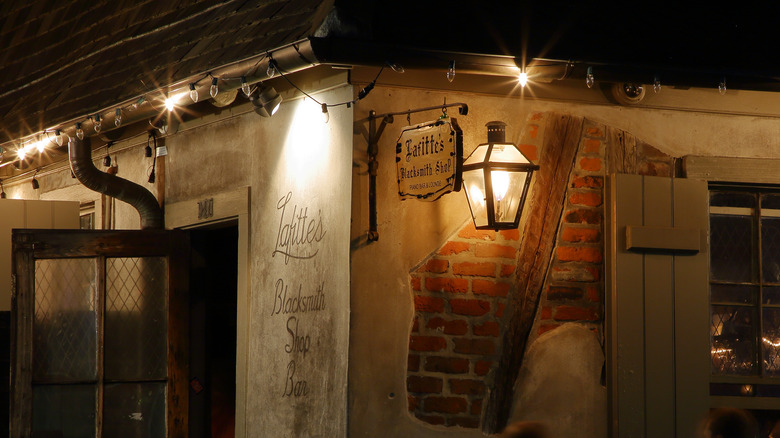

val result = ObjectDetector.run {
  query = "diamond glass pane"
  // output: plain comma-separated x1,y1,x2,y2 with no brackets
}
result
710,214,755,282
762,217,780,283
764,287,780,305
710,191,756,209
32,384,96,437
762,308,780,376
33,258,97,382
711,305,757,375
711,284,757,305
105,257,168,381
103,382,166,437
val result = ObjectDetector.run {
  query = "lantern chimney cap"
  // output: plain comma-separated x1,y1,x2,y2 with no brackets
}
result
486,121,507,143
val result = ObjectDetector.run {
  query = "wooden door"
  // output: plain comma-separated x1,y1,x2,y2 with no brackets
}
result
10,229,189,437
607,174,710,438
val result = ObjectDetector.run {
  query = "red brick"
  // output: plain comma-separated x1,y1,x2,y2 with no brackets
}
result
439,241,471,255
471,398,483,415
475,243,516,259
564,209,602,224
499,228,520,241
472,279,510,297
540,306,552,319
495,303,506,317
473,321,500,337
569,191,602,207
586,126,604,137
571,175,603,189
453,262,496,277
408,354,420,372
561,227,600,243
554,305,599,321
414,296,444,313
579,157,602,172
447,417,480,428
425,356,469,374
427,317,468,335
557,246,603,263
409,335,447,352
530,113,544,121
500,264,516,277
419,258,449,274
458,223,495,241
551,266,597,282
450,298,491,316
419,415,445,425
407,376,443,393
586,266,600,281
408,395,420,412
411,317,420,332
411,276,422,291
583,139,601,153
518,144,538,161
450,379,486,395
538,324,560,335
527,124,539,139
547,285,583,300
424,396,468,414
586,286,600,303
474,360,492,376
425,277,469,294
454,338,496,355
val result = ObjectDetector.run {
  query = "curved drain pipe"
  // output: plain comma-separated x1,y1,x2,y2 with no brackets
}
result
69,137,163,230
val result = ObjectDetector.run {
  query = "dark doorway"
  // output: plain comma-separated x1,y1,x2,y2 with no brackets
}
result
189,223,238,438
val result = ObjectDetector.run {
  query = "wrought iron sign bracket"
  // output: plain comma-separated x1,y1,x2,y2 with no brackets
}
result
355,102,468,245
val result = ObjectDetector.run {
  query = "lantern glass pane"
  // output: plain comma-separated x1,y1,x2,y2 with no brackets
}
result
464,144,490,166
463,169,489,228
488,144,529,164
492,170,529,225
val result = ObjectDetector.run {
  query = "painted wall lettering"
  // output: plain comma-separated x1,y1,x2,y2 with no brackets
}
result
272,192,327,264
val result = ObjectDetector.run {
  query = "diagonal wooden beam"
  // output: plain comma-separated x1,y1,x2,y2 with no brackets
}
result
482,113,584,434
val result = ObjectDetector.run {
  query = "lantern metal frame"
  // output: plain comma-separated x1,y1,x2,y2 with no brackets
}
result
463,122,539,231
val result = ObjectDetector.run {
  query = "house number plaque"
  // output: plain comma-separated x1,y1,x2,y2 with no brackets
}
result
198,198,214,219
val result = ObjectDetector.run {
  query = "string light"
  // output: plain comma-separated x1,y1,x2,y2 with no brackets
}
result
36,138,45,153
115,108,122,127
719,77,727,95
241,76,251,97
164,95,177,111
267,59,276,78
17,147,26,161
189,83,199,102
321,103,330,123
653,76,661,93
210,77,219,98
54,129,64,146
31,168,39,190
75,122,84,140
586,66,595,88
130,96,145,111
518,71,528,88
93,114,102,133
446,60,455,83
0,179,5,199
387,61,404,73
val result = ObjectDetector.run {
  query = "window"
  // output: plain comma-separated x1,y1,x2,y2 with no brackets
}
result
709,188,780,396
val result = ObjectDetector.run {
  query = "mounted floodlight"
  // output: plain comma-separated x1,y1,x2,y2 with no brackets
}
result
250,86,282,117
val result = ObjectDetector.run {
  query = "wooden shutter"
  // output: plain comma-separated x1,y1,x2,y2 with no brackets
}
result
607,174,710,438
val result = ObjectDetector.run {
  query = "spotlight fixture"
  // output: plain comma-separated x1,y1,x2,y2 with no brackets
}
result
586,66,595,88
210,77,219,98
250,86,282,117
189,83,199,102
446,60,455,83
93,114,102,133
518,71,528,88
115,108,122,127
241,76,251,97
31,169,40,190
321,103,330,123
76,123,84,140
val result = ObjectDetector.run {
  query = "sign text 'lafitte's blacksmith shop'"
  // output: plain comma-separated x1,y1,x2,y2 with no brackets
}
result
395,118,462,201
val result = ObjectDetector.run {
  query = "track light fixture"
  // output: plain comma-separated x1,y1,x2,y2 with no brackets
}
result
250,86,282,117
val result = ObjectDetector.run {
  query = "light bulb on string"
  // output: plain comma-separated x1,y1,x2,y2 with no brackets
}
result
653,76,661,93
241,76,251,97
210,77,219,98
719,78,727,95
267,60,276,78
75,123,84,140
518,71,528,88
36,139,45,153
93,115,101,133
321,103,330,124
446,60,455,83
17,147,26,161
189,83,198,102
115,108,122,127
54,129,64,146
586,66,595,88
130,96,145,111
387,61,404,73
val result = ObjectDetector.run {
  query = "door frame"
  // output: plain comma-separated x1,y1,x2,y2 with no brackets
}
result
165,186,251,438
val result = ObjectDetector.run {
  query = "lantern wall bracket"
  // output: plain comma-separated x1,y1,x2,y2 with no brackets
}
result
354,102,469,246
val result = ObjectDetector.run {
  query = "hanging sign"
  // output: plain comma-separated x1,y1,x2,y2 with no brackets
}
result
395,118,462,201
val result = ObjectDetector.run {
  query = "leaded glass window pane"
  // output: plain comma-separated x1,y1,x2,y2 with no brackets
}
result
32,384,96,437
103,382,166,437
711,305,757,375
710,215,755,283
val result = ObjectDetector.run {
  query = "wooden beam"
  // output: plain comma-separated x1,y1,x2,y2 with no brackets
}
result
482,113,584,433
